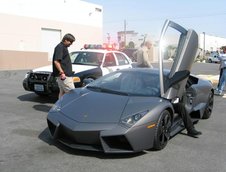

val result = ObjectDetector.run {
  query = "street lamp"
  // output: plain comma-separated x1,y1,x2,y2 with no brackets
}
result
124,20,127,47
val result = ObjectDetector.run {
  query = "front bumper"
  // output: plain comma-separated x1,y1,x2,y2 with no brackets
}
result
22,72,59,94
47,112,156,153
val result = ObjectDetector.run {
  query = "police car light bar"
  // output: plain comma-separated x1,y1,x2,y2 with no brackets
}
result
84,44,103,49
83,44,116,50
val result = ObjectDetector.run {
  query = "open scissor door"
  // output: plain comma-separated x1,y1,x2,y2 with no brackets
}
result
158,20,198,100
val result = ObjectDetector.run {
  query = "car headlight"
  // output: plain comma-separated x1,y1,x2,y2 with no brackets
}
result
121,110,149,127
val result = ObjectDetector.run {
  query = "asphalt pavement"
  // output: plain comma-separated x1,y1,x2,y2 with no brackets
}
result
0,63,226,172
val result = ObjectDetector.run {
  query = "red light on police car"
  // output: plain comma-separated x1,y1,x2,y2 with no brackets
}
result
84,44,89,49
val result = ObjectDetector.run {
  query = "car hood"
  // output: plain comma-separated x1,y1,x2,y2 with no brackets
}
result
122,96,165,117
58,90,165,124
72,64,98,74
60,91,129,123
32,64,98,74
32,65,52,73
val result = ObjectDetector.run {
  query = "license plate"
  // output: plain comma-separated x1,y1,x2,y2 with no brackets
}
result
34,84,44,92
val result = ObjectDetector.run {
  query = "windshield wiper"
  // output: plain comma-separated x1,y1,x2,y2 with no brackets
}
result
87,86,129,96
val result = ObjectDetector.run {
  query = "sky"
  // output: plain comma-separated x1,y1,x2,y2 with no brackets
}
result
83,0,226,43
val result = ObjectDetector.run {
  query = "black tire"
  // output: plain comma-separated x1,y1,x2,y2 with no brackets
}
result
153,110,172,150
208,59,212,63
202,91,214,119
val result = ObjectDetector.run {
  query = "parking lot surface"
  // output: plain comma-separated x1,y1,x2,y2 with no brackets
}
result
0,63,226,172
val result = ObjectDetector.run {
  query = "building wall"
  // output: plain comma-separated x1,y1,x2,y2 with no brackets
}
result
0,0,103,70
0,50,50,70
199,33,226,52
0,13,102,53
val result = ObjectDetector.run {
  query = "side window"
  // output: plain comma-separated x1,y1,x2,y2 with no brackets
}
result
70,52,79,63
115,53,130,65
104,53,116,66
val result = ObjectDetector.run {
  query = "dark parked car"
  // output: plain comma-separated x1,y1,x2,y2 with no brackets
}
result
47,20,214,153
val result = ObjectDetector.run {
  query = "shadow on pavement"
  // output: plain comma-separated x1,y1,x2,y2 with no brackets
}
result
17,93,57,112
33,104,52,113
17,93,57,104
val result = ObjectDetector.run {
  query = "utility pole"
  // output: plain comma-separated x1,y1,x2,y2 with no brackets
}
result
124,20,127,48
203,32,205,60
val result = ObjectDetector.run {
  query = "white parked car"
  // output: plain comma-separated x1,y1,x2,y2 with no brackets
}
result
23,46,133,96
207,52,220,63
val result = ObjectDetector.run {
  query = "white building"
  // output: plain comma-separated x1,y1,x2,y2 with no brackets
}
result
199,33,226,52
0,0,103,70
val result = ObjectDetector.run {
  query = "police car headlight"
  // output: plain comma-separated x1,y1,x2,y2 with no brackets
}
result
121,110,149,127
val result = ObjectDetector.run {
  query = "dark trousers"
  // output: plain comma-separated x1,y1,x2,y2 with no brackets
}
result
177,102,194,131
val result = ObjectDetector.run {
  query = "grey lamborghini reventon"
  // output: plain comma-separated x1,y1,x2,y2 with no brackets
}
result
47,20,214,153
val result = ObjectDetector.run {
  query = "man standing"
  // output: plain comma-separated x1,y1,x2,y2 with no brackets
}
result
52,33,75,99
215,54,226,96
136,40,154,68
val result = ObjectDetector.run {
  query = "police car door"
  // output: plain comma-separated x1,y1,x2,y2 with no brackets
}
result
159,20,198,100
102,52,119,75
114,52,132,70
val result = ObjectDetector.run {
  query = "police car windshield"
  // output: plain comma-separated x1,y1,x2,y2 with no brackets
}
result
70,52,104,66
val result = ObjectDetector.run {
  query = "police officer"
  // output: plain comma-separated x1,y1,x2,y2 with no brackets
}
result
136,40,154,68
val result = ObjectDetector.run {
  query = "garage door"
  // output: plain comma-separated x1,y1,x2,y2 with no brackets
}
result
41,28,61,61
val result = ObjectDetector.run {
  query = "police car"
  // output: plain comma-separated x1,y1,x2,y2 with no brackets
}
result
23,44,133,96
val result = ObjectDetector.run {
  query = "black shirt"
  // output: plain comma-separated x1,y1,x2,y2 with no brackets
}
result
52,42,73,77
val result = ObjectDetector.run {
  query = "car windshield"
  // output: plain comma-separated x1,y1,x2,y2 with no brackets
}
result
87,70,160,97
70,51,104,66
